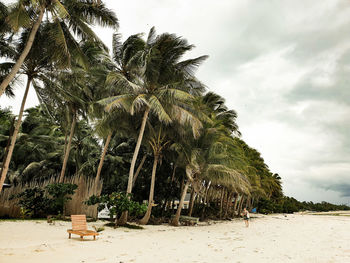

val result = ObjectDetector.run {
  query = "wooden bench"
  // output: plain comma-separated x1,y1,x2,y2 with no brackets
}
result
67,214,99,240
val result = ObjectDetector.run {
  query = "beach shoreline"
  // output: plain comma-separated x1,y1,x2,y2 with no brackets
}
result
1,213,350,263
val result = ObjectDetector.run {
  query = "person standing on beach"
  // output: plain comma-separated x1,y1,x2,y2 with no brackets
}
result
242,207,250,227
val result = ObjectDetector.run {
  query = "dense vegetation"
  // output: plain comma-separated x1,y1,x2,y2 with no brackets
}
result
0,0,348,223
258,197,350,214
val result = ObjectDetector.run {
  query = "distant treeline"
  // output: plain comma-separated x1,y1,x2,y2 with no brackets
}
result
257,196,350,214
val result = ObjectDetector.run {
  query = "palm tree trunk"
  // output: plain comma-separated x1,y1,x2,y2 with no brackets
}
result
238,196,245,216
119,107,150,225
139,154,159,225
63,126,69,156
0,117,15,177
127,107,150,194
224,192,231,218
164,165,177,211
0,7,45,97
188,188,196,216
59,109,77,183
246,196,252,210
200,181,211,220
171,164,177,181
171,180,190,226
132,154,147,189
232,194,239,217
219,188,225,219
94,131,112,191
0,76,32,191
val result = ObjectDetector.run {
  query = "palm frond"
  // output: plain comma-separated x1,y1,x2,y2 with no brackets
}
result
6,2,32,31
176,55,208,77
148,95,172,124
130,94,148,115
99,94,133,112
171,105,202,138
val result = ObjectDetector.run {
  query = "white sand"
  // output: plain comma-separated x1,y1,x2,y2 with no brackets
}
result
1,214,350,263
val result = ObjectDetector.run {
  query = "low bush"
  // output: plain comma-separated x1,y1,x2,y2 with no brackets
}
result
86,192,147,225
10,183,78,218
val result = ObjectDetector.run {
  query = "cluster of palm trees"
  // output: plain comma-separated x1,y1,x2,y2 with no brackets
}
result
0,0,282,224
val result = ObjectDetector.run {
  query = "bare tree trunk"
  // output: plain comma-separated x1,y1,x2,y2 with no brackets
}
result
238,196,245,216
119,107,150,225
139,154,159,225
224,192,231,218
59,109,77,183
171,164,177,181
219,188,225,219
171,180,190,226
63,126,69,157
234,194,240,211
200,181,211,220
0,7,45,97
94,131,112,192
232,194,239,217
0,77,32,192
0,117,15,176
246,196,252,210
165,165,177,211
188,187,196,216
132,154,147,189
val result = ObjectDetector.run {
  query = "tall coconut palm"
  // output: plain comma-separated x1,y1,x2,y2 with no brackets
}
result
101,27,207,224
90,33,144,190
139,125,169,225
170,94,249,225
35,39,110,183
0,0,118,97
0,26,56,191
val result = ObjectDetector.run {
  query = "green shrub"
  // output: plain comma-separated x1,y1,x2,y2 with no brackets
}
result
11,183,78,218
10,187,50,218
86,192,147,224
45,183,78,215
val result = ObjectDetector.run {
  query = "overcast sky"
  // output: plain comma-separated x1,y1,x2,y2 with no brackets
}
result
1,0,350,204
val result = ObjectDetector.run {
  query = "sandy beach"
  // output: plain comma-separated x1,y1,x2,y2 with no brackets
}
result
1,214,350,263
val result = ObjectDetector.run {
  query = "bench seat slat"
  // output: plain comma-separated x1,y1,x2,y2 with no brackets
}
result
67,215,98,240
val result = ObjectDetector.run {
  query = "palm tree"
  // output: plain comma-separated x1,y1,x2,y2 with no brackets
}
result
0,0,118,97
101,27,207,224
91,33,144,190
0,27,55,191
35,40,111,183
170,93,250,225
139,125,169,225
9,106,64,183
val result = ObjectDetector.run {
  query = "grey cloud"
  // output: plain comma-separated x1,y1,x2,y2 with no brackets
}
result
328,184,350,197
310,181,350,197
286,55,350,105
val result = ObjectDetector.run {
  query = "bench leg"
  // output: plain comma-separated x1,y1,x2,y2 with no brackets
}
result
94,235,96,240
69,233,71,239
80,236,83,240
